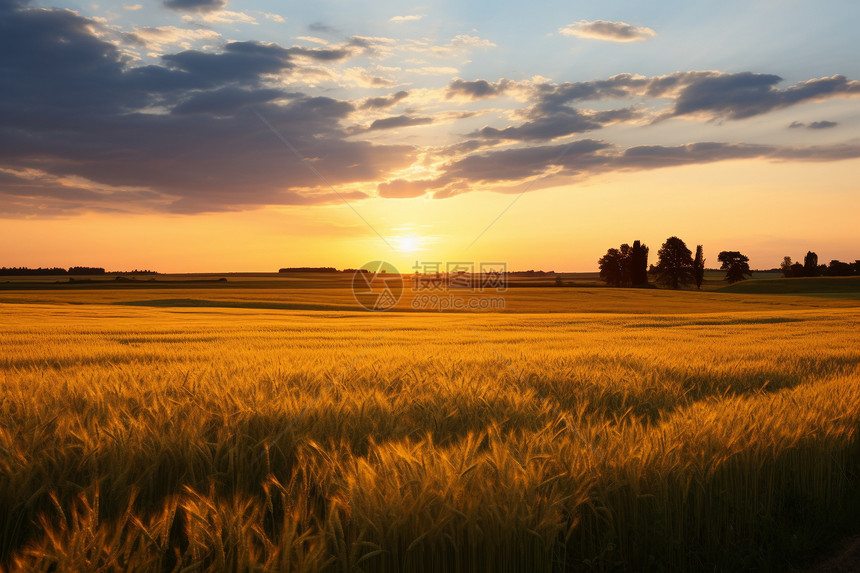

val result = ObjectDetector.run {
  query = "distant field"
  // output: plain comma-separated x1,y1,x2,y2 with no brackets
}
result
1,291,859,571
718,276,860,298
1,272,858,314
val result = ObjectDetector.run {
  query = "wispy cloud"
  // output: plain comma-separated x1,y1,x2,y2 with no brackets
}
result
133,25,220,51
407,66,459,76
262,12,285,23
308,21,338,34
182,9,258,24
389,14,424,23
559,19,656,42
448,34,496,49
790,120,838,129
295,36,329,45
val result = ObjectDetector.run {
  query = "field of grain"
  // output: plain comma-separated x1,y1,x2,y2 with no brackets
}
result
1,290,859,571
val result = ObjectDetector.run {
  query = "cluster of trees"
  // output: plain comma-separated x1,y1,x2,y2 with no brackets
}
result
599,237,752,289
508,270,556,277
279,267,339,273
597,240,650,287
112,269,158,275
780,252,860,277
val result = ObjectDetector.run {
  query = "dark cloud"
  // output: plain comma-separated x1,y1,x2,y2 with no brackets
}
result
1,101,413,215
0,6,148,113
809,120,838,129
360,90,409,110
448,71,858,144
159,42,352,85
453,74,662,143
423,139,860,198
0,169,170,216
437,140,611,184
521,71,860,122
671,73,783,119
286,46,352,61
789,120,838,129
771,143,860,161
527,71,709,107
171,87,287,115
592,108,641,123
0,0,28,11
368,115,434,130
162,0,226,13
447,79,511,100
670,73,860,120
616,142,774,170
471,107,640,142
0,2,415,216
161,42,294,83
471,113,601,141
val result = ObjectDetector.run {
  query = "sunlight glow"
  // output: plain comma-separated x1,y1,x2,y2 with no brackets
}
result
397,234,421,253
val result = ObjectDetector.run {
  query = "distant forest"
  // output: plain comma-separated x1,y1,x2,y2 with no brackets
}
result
0,267,157,276
779,252,860,277
278,267,340,273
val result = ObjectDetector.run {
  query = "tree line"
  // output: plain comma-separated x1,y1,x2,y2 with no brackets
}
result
599,237,752,289
0,266,106,276
779,252,859,277
278,267,339,273
0,267,158,276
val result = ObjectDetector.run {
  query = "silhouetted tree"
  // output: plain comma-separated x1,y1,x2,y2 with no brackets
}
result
68,266,105,275
718,251,752,283
619,243,633,286
790,262,804,277
654,236,694,289
598,248,627,286
780,256,793,277
631,240,649,286
803,251,819,277
693,245,705,289
826,260,854,276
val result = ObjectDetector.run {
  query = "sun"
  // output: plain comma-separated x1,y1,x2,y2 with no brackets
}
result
397,234,421,253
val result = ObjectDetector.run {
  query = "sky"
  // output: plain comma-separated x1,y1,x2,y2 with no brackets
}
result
1,0,859,272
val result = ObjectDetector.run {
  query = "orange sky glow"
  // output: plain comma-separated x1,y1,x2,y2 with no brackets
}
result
1,0,859,272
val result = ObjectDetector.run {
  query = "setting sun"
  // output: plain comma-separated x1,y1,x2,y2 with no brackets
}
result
396,234,421,253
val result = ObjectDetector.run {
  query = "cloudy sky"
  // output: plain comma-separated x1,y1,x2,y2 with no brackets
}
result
1,0,858,272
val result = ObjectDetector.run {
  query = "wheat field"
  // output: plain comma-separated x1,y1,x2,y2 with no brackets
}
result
1,298,859,571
